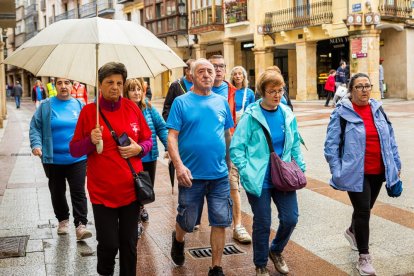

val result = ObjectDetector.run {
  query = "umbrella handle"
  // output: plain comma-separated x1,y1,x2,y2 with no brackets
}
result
96,140,103,154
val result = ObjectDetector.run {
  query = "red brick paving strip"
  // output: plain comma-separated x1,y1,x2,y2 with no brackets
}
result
137,162,347,276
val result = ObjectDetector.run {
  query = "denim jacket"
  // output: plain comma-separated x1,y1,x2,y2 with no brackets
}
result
324,98,401,192
230,100,305,197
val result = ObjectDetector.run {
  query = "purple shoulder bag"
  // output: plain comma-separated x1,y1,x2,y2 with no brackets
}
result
260,124,306,192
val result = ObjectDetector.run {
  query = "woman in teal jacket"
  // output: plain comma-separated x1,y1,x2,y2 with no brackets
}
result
124,78,168,232
230,70,305,276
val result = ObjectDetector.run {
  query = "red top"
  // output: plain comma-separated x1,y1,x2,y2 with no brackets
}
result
352,103,384,174
70,97,152,208
324,75,335,92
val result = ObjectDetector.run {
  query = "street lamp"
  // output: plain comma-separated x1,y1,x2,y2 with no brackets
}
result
178,0,186,16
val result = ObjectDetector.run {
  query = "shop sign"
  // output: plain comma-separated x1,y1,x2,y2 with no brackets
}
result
352,3,362,12
351,37,368,59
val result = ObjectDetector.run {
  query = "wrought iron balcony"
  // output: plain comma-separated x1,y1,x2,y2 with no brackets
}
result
55,9,77,22
259,0,333,33
378,1,413,21
225,0,247,24
79,0,115,18
25,4,38,18
189,5,224,34
146,15,188,38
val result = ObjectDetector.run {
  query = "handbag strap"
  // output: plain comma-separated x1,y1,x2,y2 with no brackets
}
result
259,123,275,153
98,108,138,176
241,87,247,112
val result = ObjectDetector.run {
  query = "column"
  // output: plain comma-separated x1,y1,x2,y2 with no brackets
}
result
253,47,274,83
349,29,381,99
288,49,297,99
223,38,235,72
296,41,318,101
194,44,206,59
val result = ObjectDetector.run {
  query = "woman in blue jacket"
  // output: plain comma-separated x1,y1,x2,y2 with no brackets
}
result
230,70,305,276
324,73,402,276
124,78,168,233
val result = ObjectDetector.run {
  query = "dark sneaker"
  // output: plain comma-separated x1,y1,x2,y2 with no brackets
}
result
269,251,289,275
344,228,358,251
170,231,185,266
208,266,225,276
255,266,270,276
137,221,144,239
141,207,149,223
357,254,376,275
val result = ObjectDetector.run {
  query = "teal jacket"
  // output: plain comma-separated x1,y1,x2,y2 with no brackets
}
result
230,100,306,197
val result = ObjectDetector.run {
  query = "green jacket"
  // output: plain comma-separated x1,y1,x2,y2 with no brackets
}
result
230,100,306,197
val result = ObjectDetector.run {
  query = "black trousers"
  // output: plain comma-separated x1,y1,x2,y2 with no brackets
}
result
43,160,87,226
93,201,139,276
142,160,157,187
347,174,384,254
325,90,334,106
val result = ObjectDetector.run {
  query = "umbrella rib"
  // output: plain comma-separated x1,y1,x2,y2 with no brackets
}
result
133,45,156,78
36,45,59,75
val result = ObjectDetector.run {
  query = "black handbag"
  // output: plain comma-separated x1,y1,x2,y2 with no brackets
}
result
99,109,155,205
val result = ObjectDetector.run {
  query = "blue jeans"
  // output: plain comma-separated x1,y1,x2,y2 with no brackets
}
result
246,188,298,267
176,176,232,232
15,96,21,108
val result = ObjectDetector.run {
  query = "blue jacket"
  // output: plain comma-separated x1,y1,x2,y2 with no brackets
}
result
141,104,168,163
324,98,401,192
230,100,306,197
29,98,84,164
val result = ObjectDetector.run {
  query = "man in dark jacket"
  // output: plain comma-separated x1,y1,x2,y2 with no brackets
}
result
335,61,347,88
162,59,195,121
13,81,23,109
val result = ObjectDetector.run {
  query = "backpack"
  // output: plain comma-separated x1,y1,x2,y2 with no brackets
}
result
339,106,389,157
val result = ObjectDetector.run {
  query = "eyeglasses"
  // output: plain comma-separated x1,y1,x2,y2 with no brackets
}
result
265,88,284,96
354,85,373,91
212,64,226,70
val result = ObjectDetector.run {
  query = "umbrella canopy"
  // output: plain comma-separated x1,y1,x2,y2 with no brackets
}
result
3,17,186,86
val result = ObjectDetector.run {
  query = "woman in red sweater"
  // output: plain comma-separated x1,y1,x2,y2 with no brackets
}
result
324,69,336,107
70,62,152,276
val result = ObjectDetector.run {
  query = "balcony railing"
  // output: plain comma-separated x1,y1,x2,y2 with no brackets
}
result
189,5,224,34
260,0,333,33
80,0,115,18
146,15,187,37
378,1,413,20
225,0,247,24
25,4,38,18
55,9,77,22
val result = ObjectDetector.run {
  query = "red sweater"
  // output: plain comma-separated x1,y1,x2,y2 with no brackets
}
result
352,103,384,174
70,97,152,208
324,75,335,92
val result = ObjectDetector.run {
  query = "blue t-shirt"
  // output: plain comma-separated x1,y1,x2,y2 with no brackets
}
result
212,82,229,99
235,88,255,111
182,77,193,92
260,105,285,188
166,92,234,179
50,97,86,164
36,87,43,101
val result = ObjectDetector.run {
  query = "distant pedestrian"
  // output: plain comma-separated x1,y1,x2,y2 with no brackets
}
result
324,73,402,276
29,77,92,241
167,58,234,276
46,77,57,98
13,81,23,109
379,58,385,99
71,81,88,104
335,61,347,88
230,69,305,276
162,59,195,121
31,80,46,109
70,62,152,276
324,69,336,107
124,78,168,238
144,81,152,101
230,65,255,120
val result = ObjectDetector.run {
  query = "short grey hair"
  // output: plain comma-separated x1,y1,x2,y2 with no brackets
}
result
190,58,214,76
230,66,248,88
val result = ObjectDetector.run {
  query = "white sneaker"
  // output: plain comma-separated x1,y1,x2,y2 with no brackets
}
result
357,254,376,275
233,226,252,244
57,219,69,235
76,224,92,240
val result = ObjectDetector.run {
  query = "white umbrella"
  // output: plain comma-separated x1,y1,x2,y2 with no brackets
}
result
4,17,186,153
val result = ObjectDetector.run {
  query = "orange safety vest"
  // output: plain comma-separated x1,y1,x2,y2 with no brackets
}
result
71,82,88,104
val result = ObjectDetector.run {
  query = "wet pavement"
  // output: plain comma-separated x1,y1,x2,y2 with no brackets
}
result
0,97,413,276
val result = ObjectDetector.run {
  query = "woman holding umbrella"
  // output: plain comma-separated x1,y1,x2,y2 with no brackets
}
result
70,62,152,276
123,78,168,237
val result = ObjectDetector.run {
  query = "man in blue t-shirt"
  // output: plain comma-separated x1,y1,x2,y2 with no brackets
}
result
167,58,234,275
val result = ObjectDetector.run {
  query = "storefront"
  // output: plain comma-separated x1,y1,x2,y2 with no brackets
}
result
316,36,349,98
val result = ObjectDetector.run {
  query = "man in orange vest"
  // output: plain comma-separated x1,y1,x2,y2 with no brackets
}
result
208,54,252,244
71,81,88,104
